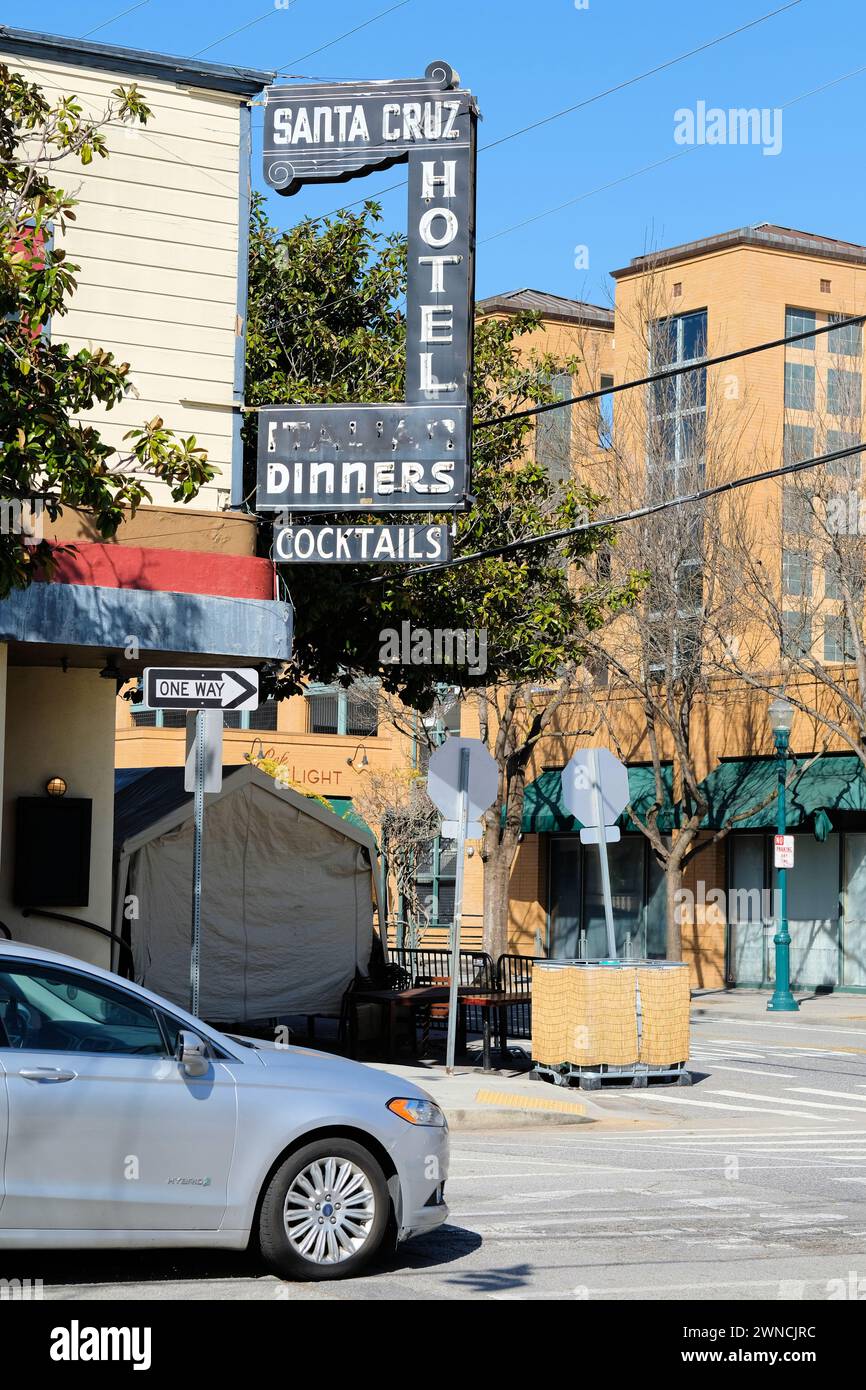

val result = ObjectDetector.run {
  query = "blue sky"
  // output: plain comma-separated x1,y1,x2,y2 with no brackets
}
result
6,0,866,306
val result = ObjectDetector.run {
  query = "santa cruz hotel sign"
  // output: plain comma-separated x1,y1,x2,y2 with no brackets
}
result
259,61,478,560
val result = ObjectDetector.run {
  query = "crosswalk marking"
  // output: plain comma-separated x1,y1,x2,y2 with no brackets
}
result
787,1086,866,1102
694,1064,796,1078
631,1094,847,1119
714,1088,866,1113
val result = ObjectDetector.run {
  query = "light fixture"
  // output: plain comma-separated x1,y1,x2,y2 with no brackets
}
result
45,776,67,797
347,743,370,768
99,657,121,681
248,737,267,763
768,695,795,735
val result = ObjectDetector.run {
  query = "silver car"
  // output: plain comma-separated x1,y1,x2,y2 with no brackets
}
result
0,941,449,1281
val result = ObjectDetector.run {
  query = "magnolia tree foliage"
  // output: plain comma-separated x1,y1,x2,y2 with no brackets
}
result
0,65,213,596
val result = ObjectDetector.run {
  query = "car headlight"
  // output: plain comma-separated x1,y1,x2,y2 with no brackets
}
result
387,1097,446,1127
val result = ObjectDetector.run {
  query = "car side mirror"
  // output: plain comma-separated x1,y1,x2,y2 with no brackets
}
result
176,1029,209,1077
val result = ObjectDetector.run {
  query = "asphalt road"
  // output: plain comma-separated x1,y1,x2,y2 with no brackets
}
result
12,1010,866,1301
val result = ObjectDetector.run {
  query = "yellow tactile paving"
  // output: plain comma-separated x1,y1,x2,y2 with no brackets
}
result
474,1088,587,1116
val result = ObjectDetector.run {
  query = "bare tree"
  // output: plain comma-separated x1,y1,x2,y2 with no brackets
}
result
573,265,764,959
717,307,866,765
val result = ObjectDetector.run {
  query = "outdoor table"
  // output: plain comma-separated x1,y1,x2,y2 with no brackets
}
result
351,984,508,1064
459,991,526,1071
350,985,453,1061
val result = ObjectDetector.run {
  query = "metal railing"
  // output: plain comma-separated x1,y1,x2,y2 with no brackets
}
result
21,908,135,978
496,953,544,1039
389,945,496,1032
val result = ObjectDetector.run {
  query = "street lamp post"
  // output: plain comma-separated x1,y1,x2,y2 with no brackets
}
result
767,696,799,1013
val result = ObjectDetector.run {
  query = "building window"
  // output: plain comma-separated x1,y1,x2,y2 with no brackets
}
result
224,700,279,732
306,681,378,737
414,836,457,930
598,374,614,449
827,368,862,417
784,361,815,411
782,548,812,596
828,315,863,357
826,429,861,463
785,307,816,348
672,282,682,298
781,610,812,657
824,615,856,663
131,688,278,731
821,279,831,294
536,370,572,483
783,423,815,464
648,308,707,488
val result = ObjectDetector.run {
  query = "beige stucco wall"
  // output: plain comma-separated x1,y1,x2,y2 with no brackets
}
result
0,668,117,965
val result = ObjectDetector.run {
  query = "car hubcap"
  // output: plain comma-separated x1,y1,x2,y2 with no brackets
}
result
283,1157,376,1264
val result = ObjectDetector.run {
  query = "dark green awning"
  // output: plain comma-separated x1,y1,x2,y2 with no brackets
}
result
698,753,866,840
519,765,676,834
321,795,374,839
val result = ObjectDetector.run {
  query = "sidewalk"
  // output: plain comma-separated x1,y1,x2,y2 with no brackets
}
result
367,1059,608,1129
366,988,866,1129
689,987,866,1029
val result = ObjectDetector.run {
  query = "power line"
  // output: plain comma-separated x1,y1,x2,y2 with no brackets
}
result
361,439,866,586
278,0,413,71
481,0,803,155
303,0,801,223
484,58,866,246
474,312,866,431
80,1,150,38
194,2,302,59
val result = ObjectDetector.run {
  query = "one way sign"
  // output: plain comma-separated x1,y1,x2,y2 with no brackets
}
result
143,667,259,712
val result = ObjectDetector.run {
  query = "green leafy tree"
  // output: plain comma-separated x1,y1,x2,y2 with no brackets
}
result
0,65,213,596
246,197,642,955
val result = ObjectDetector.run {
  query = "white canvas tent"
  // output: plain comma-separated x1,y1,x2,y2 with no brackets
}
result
113,765,382,1023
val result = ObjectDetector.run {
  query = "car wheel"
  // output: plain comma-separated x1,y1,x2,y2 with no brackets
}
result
259,1138,390,1281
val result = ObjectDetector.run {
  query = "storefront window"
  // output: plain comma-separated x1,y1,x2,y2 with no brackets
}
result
548,835,658,960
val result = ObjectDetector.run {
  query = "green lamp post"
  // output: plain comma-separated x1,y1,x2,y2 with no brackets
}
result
767,696,799,1013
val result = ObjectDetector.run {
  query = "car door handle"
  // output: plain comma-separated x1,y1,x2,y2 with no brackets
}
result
18,1068,77,1082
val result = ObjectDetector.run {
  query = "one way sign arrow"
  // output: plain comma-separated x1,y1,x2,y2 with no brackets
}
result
143,667,260,712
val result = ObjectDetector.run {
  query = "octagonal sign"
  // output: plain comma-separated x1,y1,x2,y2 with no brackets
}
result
426,737,498,824
562,747,630,828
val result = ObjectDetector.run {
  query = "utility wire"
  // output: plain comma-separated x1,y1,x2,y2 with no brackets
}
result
278,0,413,70
303,0,802,222
474,312,866,430
481,0,802,155
194,2,302,59
485,58,866,246
361,439,866,585
80,1,150,38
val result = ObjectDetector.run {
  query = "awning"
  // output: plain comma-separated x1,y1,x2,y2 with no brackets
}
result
698,753,866,841
519,765,676,835
321,795,374,840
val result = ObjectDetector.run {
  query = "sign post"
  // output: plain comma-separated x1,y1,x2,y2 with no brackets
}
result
143,667,260,1014
190,710,205,1016
426,736,498,1072
446,748,470,1074
561,747,631,961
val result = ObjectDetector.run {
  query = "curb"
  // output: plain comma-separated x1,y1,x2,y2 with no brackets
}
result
443,1105,595,1130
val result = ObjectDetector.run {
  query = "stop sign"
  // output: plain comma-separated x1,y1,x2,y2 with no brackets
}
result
426,737,498,824
561,747,629,827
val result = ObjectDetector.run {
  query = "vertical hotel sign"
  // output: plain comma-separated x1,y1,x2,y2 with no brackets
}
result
260,61,477,528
